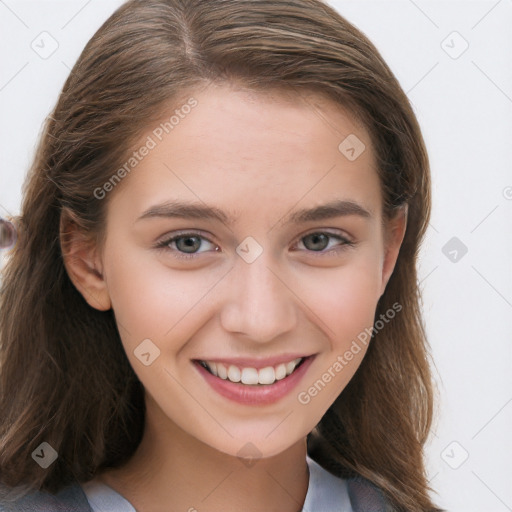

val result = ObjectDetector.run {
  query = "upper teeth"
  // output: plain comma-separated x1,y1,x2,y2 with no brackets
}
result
201,358,303,385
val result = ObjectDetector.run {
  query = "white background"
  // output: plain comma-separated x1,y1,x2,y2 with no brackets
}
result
1,1,511,510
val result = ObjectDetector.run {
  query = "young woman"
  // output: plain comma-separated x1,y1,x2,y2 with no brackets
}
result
0,1,441,510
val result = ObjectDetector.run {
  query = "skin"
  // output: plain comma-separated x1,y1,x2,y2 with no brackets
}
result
63,82,406,512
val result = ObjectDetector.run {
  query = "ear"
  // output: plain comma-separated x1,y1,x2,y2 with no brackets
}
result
379,205,407,297
59,209,112,311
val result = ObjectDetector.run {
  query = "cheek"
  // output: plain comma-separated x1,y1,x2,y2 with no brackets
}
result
333,267,381,336
303,253,383,340
294,259,381,412
103,242,215,339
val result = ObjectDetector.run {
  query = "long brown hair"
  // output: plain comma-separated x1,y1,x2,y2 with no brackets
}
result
0,0,439,509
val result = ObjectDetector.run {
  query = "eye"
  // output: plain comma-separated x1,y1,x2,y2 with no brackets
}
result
155,230,354,261
155,232,218,260
294,231,355,255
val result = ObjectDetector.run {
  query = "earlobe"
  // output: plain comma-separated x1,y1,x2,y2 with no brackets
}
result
380,205,407,297
59,210,112,311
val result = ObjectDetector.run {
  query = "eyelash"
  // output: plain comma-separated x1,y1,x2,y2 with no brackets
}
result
154,230,355,260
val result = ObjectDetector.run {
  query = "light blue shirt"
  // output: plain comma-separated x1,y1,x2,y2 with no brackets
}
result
81,455,354,511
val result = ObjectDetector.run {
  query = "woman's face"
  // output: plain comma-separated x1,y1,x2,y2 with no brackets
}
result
73,83,405,459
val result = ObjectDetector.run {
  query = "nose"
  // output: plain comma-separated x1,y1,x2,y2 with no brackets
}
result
220,252,298,343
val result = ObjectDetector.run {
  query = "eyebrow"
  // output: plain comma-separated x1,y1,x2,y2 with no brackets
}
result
136,199,371,226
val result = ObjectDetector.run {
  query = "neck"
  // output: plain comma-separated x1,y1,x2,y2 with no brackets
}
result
99,394,310,512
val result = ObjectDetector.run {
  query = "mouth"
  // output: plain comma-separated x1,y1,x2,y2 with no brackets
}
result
193,354,316,405
195,356,307,386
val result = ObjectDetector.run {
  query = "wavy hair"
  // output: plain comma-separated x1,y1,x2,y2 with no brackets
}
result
0,1,439,510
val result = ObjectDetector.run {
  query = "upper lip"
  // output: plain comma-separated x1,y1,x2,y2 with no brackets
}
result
194,354,313,370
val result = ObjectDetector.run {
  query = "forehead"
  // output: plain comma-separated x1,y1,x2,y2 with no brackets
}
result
177,82,371,159
107,83,381,223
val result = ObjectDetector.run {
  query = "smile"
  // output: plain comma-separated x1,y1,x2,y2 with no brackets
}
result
198,357,304,385
193,355,315,405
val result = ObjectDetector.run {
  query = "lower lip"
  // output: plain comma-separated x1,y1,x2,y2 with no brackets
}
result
194,356,315,405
